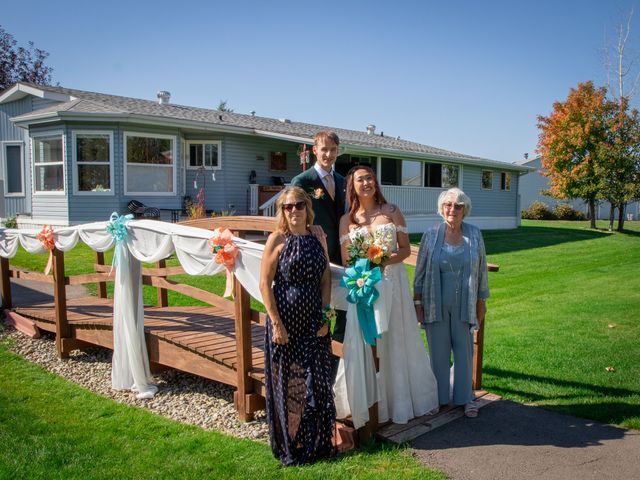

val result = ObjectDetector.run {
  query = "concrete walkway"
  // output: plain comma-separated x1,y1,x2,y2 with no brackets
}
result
412,399,640,480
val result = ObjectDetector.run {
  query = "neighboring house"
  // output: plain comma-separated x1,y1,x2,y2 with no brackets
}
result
0,82,530,232
517,156,640,220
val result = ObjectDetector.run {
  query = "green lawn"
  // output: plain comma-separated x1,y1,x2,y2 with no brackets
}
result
480,220,640,429
0,341,442,479
1,219,639,476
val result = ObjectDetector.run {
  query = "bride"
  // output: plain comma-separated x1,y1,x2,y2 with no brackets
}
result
334,165,438,426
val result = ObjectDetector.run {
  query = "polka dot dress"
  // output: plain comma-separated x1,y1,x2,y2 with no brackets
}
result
264,233,335,466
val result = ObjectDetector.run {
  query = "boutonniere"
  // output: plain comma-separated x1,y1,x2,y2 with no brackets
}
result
311,187,325,200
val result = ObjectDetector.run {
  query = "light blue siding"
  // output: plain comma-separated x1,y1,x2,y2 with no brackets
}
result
29,124,69,223
0,97,32,217
184,133,300,215
462,166,520,218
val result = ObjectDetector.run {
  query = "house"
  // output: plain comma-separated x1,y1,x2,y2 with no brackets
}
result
0,82,530,232
518,156,640,220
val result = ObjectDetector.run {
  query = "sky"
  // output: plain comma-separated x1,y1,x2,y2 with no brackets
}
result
4,0,640,164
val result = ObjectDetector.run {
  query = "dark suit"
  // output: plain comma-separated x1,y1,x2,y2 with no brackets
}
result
291,167,346,264
291,167,347,352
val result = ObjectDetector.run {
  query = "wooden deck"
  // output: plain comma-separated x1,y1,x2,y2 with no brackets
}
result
12,297,269,395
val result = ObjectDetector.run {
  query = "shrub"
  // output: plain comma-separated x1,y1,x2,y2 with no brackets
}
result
554,203,586,220
522,201,556,220
3,217,18,228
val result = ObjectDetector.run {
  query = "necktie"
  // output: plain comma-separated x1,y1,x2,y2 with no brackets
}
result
325,173,335,200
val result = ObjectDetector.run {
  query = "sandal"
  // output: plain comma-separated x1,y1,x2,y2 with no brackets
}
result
464,402,478,418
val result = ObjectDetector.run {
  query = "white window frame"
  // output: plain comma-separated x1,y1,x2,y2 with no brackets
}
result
2,141,25,197
186,140,222,170
501,172,511,191
31,131,66,196
124,131,177,196
71,130,115,196
482,170,493,190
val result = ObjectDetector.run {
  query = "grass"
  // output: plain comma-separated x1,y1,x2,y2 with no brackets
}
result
0,339,442,479
480,220,640,429
2,218,639,475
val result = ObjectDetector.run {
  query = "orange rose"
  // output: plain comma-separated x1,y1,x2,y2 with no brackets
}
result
367,245,384,264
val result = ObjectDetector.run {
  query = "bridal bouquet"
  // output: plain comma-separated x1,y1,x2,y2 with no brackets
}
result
346,227,393,266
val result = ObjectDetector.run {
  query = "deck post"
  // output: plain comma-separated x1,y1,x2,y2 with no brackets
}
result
232,230,254,422
96,252,108,299
233,271,254,421
472,321,485,390
0,256,12,309
52,248,70,358
156,258,168,307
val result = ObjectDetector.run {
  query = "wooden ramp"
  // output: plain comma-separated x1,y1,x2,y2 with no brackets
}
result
376,391,502,444
11,297,268,397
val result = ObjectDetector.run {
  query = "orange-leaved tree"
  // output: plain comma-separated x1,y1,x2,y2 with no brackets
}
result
537,81,612,228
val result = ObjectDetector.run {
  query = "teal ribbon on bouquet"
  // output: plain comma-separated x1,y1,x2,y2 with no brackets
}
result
106,212,133,273
340,257,382,345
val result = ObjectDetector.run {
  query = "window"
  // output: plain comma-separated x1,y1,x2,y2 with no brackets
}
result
32,134,64,193
380,157,400,185
501,172,511,191
482,171,493,189
72,131,113,194
401,160,422,186
124,132,176,195
187,141,221,169
423,163,442,187
3,143,24,196
442,165,459,188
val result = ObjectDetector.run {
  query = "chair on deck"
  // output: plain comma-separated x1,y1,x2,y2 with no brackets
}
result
127,200,160,219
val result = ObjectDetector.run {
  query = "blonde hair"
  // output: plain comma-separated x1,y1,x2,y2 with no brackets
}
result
437,188,472,219
275,186,315,233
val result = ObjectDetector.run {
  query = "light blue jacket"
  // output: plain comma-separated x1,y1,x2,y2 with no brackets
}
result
413,222,490,327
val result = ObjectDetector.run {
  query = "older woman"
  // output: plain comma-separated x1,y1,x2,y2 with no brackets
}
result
259,186,335,465
413,188,489,418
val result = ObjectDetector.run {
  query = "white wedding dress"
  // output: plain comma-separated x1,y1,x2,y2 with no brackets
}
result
333,223,439,428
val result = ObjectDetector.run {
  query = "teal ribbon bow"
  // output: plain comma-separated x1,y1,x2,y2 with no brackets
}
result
340,257,382,345
106,212,133,272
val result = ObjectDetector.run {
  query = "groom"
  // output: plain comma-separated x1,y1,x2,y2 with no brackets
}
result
291,131,347,357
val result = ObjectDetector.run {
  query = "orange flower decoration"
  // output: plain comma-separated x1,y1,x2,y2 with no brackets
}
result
208,228,239,297
36,225,55,275
366,244,385,264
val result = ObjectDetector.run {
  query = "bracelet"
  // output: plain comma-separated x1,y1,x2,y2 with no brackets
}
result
322,304,336,324
413,299,422,306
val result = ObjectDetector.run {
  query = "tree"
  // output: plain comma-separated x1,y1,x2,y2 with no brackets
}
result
217,100,233,112
537,82,611,228
601,9,640,230
596,97,640,231
0,26,53,90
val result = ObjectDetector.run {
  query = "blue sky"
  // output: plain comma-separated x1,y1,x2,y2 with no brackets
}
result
4,0,640,163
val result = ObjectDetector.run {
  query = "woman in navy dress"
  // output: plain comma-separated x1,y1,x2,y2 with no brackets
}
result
259,186,335,466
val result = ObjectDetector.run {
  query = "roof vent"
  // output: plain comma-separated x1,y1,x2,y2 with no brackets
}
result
157,91,171,104
366,124,376,135
279,118,291,124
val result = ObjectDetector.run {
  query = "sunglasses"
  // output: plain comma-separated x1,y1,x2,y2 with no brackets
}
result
282,201,306,212
443,202,464,211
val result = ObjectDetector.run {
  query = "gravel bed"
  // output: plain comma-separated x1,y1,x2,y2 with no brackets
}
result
0,325,269,441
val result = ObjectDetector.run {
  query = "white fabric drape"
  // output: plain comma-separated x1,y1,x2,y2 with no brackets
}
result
0,220,357,400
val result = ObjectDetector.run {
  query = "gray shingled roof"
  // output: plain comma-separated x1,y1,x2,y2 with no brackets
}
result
10,82,525,170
